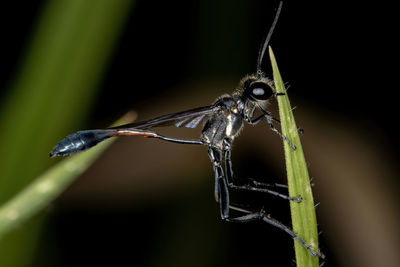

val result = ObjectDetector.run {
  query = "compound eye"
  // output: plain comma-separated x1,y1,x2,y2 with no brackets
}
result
247,82,272,100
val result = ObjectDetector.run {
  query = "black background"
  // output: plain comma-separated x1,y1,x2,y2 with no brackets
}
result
1,1,398,267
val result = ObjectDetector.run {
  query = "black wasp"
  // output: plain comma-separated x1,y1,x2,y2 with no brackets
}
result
51,2,323,259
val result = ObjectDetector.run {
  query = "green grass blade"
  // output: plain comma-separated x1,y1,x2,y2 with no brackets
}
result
0,0,134,202
0,0,135,265
269,46,321,266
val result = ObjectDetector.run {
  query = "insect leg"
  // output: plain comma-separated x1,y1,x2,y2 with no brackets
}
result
247,112,303,135
208,147,230,219
115,129,205,145
247,178,288,189
208,146,322,258
223,145,301,202
208,148,322,258
263,112,297,150
226,205,325,259
247,106,300,150
246,112,278,125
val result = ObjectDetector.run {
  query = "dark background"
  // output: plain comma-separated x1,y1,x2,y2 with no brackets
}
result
1,1,399,267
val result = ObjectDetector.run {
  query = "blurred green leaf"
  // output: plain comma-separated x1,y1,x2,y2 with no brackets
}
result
0,112,135,239
0,0,135,266
269,47,321,267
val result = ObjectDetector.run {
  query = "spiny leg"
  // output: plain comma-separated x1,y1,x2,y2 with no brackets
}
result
208,148,323,258
226,205,325,259
247,105,297,150
248,178,288,189
245,106,303,135
263,113,296,150
250,113,304,136
223,140,301,202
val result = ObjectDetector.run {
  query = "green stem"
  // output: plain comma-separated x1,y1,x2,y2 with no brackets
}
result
269,46,321,266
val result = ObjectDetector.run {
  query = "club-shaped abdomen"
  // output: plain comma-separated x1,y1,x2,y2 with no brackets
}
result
50,129,116,157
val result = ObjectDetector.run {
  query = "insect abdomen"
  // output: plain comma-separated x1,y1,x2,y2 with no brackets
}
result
50,130,116,157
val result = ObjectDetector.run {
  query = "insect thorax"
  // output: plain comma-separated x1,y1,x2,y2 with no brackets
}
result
201,96,244,150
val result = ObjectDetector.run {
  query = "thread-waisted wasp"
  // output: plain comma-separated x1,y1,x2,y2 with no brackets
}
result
50,2,324,259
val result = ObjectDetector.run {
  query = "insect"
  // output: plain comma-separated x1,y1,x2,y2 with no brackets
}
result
50,2,324,259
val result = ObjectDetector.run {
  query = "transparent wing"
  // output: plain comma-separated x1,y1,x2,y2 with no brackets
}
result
110,105,219,130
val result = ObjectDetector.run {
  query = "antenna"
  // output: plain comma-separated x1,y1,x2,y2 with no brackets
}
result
256,1,283,76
